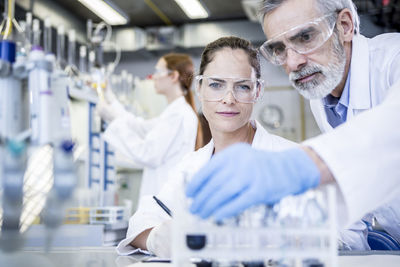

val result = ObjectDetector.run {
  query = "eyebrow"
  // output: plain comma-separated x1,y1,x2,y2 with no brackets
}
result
288,27,316,41
209,78,227,83
209,78,252,83
234,79,252,84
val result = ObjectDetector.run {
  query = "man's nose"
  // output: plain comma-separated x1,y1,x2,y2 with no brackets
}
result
284,48,307,73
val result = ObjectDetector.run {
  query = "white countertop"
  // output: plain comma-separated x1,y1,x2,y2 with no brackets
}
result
0,247,399,267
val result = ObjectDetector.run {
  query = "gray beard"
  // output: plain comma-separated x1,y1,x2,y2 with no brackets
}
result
289,35,347,100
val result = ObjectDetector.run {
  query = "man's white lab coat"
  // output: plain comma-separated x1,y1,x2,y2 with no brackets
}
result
308,33,400,246
104,96,198,198
305,80,400,236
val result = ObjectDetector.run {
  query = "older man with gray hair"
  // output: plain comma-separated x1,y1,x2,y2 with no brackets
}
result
258,0,400,250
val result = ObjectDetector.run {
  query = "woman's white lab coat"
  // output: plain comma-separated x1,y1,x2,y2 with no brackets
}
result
104,96,198,198
116,121,298,255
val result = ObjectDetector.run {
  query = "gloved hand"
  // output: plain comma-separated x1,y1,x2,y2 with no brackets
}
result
96,100,119,123
186,143,321,221
146,220,172,258
96,85,128,123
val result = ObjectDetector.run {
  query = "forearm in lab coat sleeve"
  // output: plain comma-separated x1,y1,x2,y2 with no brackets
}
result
108,97,158,136
388,51,400,85
116,111,159,138
110,98,129,117
116,195,170,255
116,164,187,255
104,114,184,168
304,81,400,228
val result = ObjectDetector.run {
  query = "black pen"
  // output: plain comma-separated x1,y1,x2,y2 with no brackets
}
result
153,196,172,217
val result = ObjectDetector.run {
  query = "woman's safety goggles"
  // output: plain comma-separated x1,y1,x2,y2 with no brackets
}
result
195,75,264,103
259,13,337,65
152,69,173,78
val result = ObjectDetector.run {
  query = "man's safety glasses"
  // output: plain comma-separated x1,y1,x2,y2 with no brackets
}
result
259,13,337,65
195,75,264,103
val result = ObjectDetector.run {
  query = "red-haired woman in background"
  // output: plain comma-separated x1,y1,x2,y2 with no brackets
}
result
97,53,207,200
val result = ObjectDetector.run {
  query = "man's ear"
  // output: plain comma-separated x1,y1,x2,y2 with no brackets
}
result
337,8,354,43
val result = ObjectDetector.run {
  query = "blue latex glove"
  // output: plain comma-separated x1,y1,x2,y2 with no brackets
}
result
186,143,321,221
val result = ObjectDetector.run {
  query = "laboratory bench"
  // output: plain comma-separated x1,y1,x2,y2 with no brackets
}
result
0,247,399,267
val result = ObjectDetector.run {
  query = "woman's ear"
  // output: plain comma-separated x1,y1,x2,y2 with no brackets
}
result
255,82,264,102
337,8,354,43
170,70,180,83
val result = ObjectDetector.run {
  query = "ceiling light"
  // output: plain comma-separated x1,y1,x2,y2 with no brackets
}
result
174,0,209,19
77,0,129,25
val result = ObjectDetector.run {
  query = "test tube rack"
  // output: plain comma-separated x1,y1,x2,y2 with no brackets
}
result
172,186,338,267
89,206,125,225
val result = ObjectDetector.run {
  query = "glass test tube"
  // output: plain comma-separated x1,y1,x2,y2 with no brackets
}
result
57,25,65,66
79,45,87,73
25,12,32,45
68,29,76,66
32,19,41,47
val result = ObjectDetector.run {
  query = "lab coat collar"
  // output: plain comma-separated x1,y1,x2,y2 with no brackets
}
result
251,120,265,148
183,120,274,179
201,120,264,160
202,139,215,159
348,34,372,110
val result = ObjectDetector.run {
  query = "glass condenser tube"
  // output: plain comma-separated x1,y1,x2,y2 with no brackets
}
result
43,18,52,54
57,25,65,66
